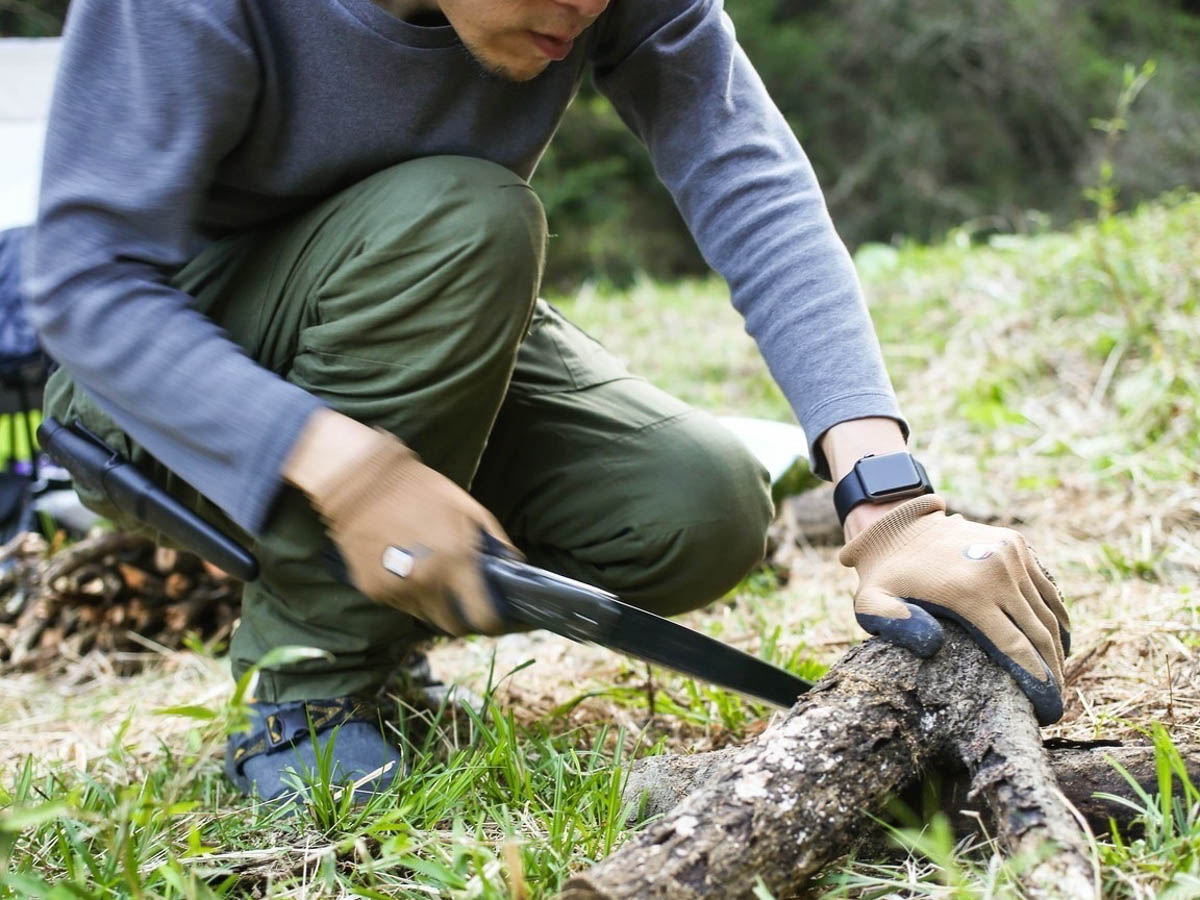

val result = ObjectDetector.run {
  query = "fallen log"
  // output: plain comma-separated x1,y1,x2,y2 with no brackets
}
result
622,739,1200,839
561,626,1097,900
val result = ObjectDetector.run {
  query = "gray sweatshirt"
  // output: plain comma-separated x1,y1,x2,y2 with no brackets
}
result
26,0,905,536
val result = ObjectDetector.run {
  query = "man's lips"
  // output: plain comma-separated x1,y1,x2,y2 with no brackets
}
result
529,31,575,61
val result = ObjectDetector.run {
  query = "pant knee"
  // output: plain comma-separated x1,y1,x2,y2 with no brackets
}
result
363,156,546,307
313,157,545,363
644,485,774,617
606,416,774,615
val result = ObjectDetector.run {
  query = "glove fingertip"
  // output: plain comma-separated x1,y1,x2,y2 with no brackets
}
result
1007,661,1064,726
1059,623,1072,657
911,601,1066,726
857,603,944,658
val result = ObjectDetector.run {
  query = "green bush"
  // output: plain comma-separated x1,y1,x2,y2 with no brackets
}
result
733,0,1200,239
0,0,68,37
539,0,1200,284
535,94,705,290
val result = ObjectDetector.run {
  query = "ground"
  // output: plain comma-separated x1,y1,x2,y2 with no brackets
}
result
1,195,1198,897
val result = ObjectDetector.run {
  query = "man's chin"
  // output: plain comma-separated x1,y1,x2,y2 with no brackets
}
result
462,43,550,83
502,62,551,83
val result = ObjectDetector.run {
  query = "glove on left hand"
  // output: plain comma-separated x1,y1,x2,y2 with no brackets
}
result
839,495,1070,725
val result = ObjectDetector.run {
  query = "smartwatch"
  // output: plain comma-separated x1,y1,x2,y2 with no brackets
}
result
833,451,934,527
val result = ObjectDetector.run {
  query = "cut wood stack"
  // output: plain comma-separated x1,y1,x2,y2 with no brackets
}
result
0,530,242,674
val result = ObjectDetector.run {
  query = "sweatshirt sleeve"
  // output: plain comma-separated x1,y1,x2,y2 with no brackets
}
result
591,0,907,478
25,0,323,535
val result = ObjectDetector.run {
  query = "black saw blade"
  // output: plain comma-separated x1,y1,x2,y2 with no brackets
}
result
482,552,812,708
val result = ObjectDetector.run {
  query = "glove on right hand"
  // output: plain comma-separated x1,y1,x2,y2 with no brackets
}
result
839,495,1070,725
309,428,514,636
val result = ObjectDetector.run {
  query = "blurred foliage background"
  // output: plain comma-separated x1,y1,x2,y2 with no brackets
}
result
4,0,1199,287
0,0,67,38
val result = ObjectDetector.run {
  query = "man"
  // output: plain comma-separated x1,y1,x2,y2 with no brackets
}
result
27,0,1069,802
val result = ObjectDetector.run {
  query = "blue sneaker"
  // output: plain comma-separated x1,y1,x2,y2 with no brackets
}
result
225,697,404,803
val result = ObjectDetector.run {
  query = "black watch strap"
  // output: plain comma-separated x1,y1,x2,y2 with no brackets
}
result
833,452,934,527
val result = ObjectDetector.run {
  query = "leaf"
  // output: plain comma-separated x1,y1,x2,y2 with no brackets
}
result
0,874,54,898
396,854,468,889
350,889,396,900
255,645,335,671
0,801,70,832
153,705,218,720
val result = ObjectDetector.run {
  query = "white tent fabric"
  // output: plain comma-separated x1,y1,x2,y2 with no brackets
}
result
0,38,61,230
716,416,808,482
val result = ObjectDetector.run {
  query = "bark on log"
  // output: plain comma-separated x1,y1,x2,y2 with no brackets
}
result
39,532,147,587
951,682,1097,893
622,740,1200,838
561,627,1096,900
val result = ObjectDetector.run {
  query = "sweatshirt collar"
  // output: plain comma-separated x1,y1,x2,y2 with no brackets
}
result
331,0,461,49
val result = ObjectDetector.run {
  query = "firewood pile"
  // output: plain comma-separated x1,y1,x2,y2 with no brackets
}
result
0,530,242,676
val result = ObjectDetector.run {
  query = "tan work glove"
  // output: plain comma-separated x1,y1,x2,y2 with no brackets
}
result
839,495,1070,725
308,428,514,636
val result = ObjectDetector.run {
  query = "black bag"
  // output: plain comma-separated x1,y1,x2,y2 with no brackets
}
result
0,227,39,362
0,227,49,542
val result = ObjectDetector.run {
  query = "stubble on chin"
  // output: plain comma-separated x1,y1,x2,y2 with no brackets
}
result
456,35,547,83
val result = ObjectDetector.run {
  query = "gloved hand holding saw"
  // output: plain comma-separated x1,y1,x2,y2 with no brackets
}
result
284,409,514,636
839,493,1070,725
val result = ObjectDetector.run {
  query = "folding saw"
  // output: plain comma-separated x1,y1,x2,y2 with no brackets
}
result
39,416,811,707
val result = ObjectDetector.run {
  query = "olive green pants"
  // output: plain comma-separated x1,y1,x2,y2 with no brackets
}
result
46,156,774,701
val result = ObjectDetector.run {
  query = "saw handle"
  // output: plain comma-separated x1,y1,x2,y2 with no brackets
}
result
321,529,573,634
38,417,259,581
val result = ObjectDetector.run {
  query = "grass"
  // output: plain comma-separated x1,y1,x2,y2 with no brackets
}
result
2,192,1199,896
0,653,645,898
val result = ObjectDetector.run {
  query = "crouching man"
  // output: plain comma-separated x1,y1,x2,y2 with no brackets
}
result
27,0,1069,802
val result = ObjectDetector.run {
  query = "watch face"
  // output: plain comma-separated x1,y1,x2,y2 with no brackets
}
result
858,452,922,497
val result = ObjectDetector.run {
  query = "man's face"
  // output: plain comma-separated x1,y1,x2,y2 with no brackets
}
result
437,0,610,81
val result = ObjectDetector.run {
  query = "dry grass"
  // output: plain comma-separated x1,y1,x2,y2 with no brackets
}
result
0,651,228,770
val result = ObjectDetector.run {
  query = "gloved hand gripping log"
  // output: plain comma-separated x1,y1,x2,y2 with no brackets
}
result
840,495,1070,725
